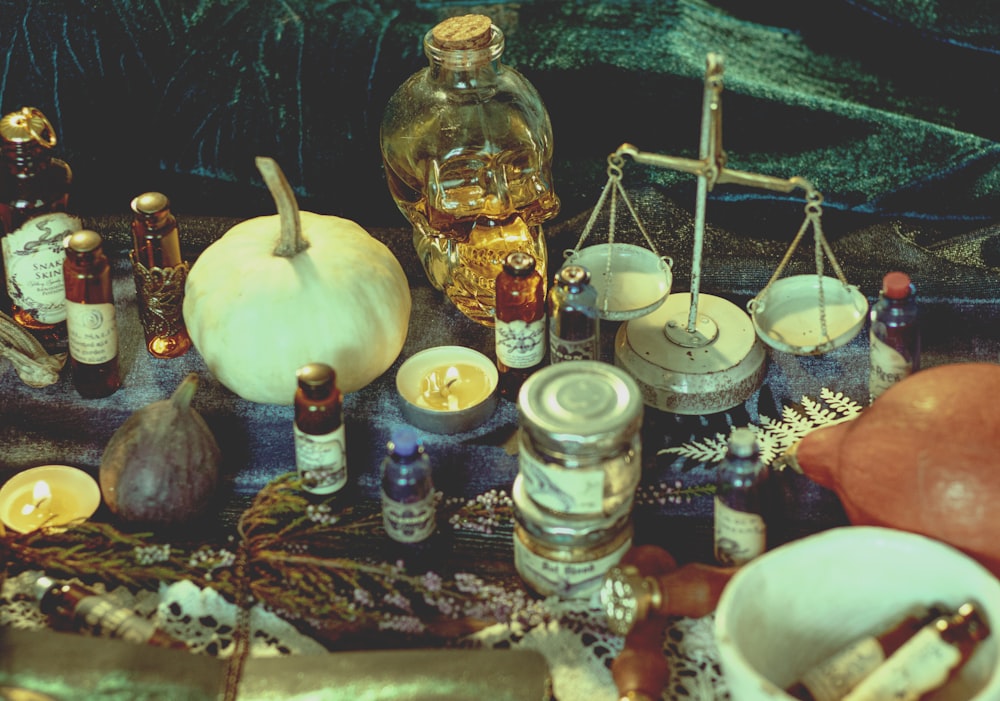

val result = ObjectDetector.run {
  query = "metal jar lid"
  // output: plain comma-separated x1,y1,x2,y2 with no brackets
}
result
511,474,633,547
517,361,643,457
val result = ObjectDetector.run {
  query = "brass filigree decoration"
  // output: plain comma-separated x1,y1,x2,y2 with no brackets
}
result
129,253,189,339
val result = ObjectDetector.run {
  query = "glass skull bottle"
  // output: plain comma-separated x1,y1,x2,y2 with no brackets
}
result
380,14,560,326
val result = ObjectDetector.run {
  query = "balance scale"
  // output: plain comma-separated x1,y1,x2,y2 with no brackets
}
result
569,53,867,415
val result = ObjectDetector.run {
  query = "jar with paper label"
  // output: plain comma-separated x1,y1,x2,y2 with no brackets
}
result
842,602,990,701
512,474,633,599
380,14,559,326
63,230,121,398
496,250,546,399
294,363,347,495
1,106,80,341
517,361,643,518
548,264,599,363
869,271,919,403
713,428,768,566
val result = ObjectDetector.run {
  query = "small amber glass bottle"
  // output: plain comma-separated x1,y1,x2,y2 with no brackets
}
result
35,575,186,649
294,363,348,495
63,230,121,398
0,106,78,342
129,192,192,358
842,602,990,701
786,603,947,701
495,251,545,399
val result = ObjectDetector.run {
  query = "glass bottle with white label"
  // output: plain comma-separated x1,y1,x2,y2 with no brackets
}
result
548,264,599,363
713,427,768,566
63,230,121,398
1,107,79,344
495,250,545,399
380,426,436,544
294,363,347,495
786,603,947,701
869,271,919,403
842,602,990,701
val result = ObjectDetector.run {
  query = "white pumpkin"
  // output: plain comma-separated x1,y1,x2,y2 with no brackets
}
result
183,157,411,405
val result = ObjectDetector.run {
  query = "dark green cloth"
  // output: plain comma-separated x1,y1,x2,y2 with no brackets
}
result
0,0,997,229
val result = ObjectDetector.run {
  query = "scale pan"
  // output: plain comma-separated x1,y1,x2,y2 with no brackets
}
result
749,275,869,356
565,243,672,321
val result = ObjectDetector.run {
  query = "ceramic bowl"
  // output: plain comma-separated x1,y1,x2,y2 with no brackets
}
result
715,526,1000,701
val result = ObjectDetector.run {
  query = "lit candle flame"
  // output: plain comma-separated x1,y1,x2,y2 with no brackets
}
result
20,480,52,516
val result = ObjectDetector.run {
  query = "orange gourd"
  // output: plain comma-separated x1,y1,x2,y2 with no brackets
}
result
789,363,1000,576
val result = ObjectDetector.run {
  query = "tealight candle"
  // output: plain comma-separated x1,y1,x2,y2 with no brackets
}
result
397,346,499,434
0,465,101,534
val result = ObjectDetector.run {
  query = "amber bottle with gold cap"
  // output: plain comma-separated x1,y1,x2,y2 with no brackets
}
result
294,363,347,495
0,106,79,342
63,230,121,398
381,14,559,326
129,192,192,358
495,251,545,399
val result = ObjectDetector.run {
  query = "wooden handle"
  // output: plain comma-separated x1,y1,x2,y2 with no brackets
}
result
610,547,737,701
656,561,736,619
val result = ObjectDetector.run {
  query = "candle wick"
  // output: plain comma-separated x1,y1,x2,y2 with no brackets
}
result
440,376,459,398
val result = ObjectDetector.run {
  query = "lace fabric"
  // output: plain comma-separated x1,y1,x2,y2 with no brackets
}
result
2,569,730,700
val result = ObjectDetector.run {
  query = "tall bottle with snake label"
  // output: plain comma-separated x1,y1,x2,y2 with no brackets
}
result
63,230,120,398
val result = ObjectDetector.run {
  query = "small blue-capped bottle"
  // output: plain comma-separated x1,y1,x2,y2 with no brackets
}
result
380,426,436,543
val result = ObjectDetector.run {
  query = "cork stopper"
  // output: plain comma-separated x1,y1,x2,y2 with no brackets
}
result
431,14,493,50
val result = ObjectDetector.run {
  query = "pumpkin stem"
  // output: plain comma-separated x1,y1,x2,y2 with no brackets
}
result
170,372,200,411
255,156,310,258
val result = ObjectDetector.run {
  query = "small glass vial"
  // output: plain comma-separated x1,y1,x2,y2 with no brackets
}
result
129,192,192,359
548,264,599,363
842,602,990,701
869,271,919,403
380,14,559,326
495,251,545,399
380,426,436,544
63,230,121,398
713,428,768,566
294,363,347,495
787,604,948,701
35,575,186,649
0,106,79,340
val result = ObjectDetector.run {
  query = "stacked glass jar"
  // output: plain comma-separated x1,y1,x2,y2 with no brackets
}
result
513,361,644,599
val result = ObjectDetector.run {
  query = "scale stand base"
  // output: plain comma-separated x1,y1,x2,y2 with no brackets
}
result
614,293,767,415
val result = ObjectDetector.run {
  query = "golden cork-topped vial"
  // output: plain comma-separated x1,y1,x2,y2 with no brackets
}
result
129,191,192,358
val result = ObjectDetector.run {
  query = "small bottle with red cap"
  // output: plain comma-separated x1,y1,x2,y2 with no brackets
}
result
869,271,920,402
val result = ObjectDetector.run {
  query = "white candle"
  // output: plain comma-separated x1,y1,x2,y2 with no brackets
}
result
396,346,500,434
0,465,101,533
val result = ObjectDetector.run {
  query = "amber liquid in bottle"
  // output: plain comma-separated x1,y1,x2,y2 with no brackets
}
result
0,107,78,346
842,602,990,701
295,363,348,495
63,230,121,398
495,251,545,399
380,14,559,326
129,191,192,358
786,604,947,701
35,576,186,649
